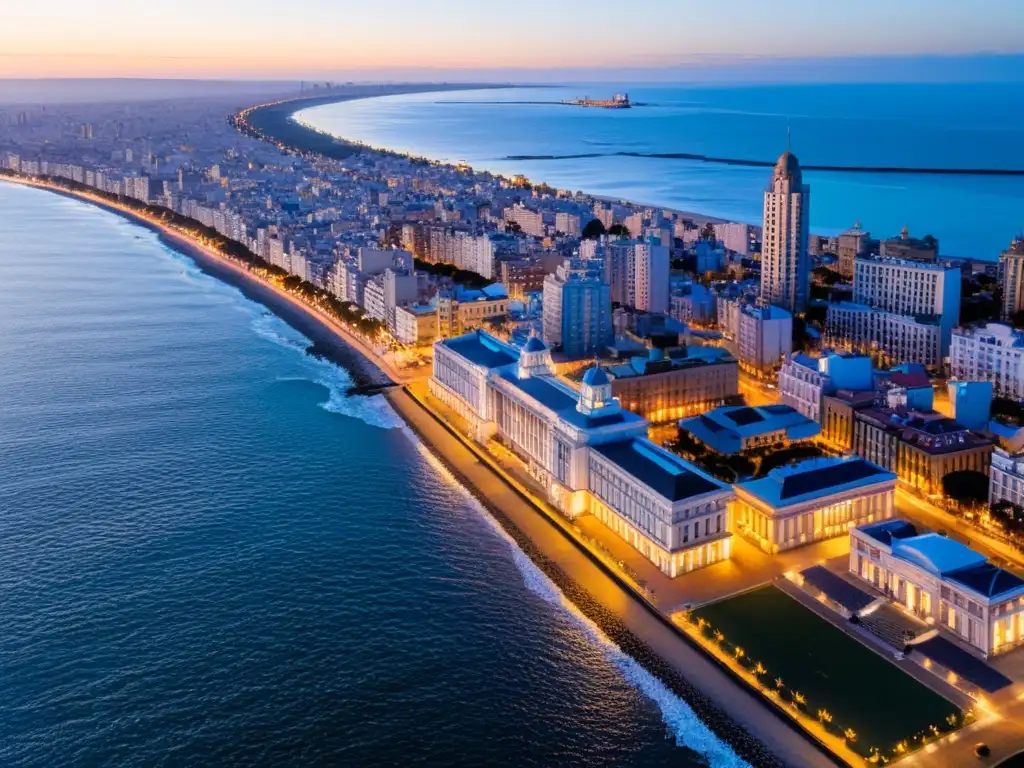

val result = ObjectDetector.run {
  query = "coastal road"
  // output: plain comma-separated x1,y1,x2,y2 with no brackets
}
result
388,386,836,768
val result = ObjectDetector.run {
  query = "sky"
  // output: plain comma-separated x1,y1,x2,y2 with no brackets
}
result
2,0,1023,80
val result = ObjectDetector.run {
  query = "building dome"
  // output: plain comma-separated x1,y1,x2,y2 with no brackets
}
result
582,365,610,387
523,335,547,353
773,150,802,184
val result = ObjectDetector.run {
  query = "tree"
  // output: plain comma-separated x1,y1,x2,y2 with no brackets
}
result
756,444,825,477
581,218,606,240
505,221,522,234
942,470,990,507
1012,309,1024,330
608,223,630,238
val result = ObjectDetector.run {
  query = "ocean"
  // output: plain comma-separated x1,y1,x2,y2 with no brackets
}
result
298,83,1024,260
0,181,747,767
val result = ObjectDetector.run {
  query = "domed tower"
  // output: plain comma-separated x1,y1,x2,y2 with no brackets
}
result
518,333,553,379
577,363,618,418
760,147,810,314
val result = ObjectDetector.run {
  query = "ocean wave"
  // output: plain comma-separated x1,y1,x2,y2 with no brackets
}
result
502,532,748,768
151,237,402,432
256,312,403,430
404,435,747,768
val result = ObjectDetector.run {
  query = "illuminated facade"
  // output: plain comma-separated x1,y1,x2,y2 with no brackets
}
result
733,457,896,554
851,520,1024,656
430,330,733,576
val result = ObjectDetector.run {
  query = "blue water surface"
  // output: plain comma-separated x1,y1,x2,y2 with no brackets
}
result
0,182,747,767
300,83,1024,259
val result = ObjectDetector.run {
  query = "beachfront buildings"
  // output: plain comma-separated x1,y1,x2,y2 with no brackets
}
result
429,330,733,576
851,520,1024,656
542,259,613,359
949,323,1024,401
760,150,810,314
733,457,897,554
607,347,738,423
1000,238,1024,322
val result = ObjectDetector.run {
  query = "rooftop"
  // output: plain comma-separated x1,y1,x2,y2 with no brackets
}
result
891,533,987,577
737,457,895,508
859,519,920,547
680,404,820,455
946,563,1024,599
594,439,726,502
442,330,517,369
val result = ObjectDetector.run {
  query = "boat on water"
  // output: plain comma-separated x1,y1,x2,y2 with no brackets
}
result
561,93,631,109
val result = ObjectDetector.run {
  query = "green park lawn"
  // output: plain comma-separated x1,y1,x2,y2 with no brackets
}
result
692,585,963,761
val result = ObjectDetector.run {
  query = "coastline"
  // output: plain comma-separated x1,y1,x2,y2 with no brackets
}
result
0,175,840,767
254,89,736,229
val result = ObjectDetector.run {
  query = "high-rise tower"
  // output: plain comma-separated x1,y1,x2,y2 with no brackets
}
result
760,149,810,314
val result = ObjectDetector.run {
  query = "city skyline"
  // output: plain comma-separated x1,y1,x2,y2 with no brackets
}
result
3,0,1024,79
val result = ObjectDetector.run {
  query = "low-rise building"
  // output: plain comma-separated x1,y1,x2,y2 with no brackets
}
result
733,457,897,554
852,409,993,495
821,389,877,451
851,519,1024,656
680,404,820,456
607,346,738,423
436,285,509,338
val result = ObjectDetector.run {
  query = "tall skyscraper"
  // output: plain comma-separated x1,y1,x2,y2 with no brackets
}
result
760,149,810,314
1000,237,1024,322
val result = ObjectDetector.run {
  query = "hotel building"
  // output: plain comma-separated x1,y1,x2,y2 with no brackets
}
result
825,303,943,371
733,457,897,554
949,323,1024,401
851,520,1024,656
430,330,733,576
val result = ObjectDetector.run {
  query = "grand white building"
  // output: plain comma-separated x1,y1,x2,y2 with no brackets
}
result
851,520,1024,656
733,457,896,554
430,330,733,576
760,150,810,314
949,323,1024,401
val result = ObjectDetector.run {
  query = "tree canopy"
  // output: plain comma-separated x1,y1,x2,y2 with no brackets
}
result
942,470,990,507
581,218,606,240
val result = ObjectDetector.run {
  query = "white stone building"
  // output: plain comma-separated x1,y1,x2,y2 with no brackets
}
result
430,331,733,576
949,323,1024,401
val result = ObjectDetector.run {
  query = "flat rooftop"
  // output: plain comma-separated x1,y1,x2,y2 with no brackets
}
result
737,457,896,509
594,439,725,502
441,330,517,369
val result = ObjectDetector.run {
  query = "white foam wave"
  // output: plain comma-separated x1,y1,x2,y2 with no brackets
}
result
403,435,748,767
256,312,403,430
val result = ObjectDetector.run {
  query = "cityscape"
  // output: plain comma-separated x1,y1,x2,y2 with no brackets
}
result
2,4,1024,768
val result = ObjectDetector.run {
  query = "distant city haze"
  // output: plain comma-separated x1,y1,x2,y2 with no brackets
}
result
2,0,1023,80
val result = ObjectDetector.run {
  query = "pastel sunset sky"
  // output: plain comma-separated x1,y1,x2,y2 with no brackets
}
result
3,0,1022,79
